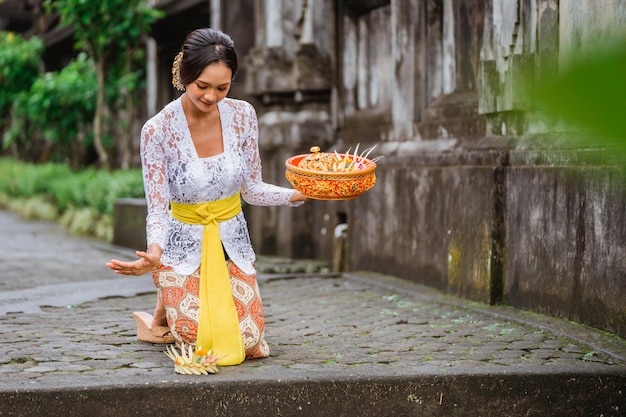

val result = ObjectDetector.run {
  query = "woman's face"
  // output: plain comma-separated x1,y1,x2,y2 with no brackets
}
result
184,61,232,114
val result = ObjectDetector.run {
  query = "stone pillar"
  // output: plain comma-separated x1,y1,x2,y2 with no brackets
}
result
477,0,535,135
243,0,334,259
210,0,221,30
146,38,158,117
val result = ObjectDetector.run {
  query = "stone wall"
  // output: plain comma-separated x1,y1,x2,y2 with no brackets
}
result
240,0,626,337
505,149,626,336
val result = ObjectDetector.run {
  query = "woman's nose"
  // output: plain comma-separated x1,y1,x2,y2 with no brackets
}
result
204,90,217,102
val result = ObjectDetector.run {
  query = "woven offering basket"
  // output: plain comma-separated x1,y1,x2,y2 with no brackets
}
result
285,153,377,200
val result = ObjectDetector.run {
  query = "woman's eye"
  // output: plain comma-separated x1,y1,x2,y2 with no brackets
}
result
218,87,228,92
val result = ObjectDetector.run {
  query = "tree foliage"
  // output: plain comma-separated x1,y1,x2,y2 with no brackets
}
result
0,157,145,241
44,0,160,62
0,32,43,130
44,0,163,169
4,54,97,166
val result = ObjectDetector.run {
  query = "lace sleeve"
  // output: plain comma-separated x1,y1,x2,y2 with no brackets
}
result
239,102,299,206
140,119,170,248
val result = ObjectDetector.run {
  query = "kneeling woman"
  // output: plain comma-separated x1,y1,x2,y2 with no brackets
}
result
106,28,307,365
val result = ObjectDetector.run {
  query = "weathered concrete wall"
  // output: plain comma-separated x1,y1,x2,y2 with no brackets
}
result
350,142,506,305
505,149,626,336
237,0,626,338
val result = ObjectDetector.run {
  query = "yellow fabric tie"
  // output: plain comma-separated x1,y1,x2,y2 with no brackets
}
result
170,192,245,366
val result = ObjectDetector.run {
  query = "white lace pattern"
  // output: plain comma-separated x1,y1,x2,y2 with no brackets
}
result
141,97,300,275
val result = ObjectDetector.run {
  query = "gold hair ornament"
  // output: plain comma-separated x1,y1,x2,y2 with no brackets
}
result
171,52,185,91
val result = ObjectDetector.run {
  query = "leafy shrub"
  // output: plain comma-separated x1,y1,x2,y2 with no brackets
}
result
4,54,97,165
0,32,43,118
0,158,71,197
0,158,144,216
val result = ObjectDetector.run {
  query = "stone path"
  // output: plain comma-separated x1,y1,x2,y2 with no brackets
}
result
0,210,625,416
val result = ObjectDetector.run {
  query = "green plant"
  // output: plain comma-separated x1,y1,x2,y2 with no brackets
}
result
0,32,43,121
44,0,163,169
47,167,144,215
0,158,71,197
4,54,96,166
532,36,626,161
0,158,144,216
0,158,144,241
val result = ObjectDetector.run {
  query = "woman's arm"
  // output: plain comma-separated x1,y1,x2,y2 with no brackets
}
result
141,122,171,249
239,102,307,206
107,121,170,275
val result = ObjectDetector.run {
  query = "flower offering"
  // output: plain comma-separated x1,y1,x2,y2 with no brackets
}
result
164,343,221,375
298,145,381,172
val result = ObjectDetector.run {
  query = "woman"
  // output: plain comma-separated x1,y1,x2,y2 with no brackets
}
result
106,28,307,366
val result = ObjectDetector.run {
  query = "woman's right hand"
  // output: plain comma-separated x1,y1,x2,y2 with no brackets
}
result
289,190,309,203
106,243,163,276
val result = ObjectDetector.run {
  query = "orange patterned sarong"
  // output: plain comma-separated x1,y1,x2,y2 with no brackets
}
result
152,261,269,359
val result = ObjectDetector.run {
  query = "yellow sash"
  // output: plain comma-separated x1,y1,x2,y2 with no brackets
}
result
170,192,245,366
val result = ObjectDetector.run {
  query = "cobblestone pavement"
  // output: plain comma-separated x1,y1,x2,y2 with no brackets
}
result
1,271,625,390
1,210,625,416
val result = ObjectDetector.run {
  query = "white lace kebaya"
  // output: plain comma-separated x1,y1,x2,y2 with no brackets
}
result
141,96,301,275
